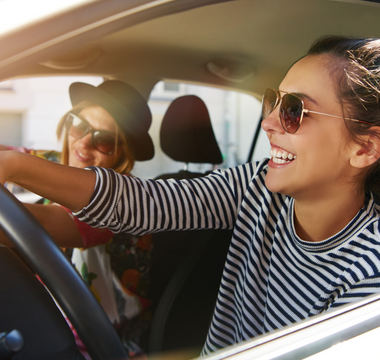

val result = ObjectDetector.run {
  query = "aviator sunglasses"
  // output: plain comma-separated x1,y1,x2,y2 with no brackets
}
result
65,113,119,155
262,88,372,134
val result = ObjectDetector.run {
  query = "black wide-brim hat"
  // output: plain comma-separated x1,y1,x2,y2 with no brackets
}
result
69,80,154,161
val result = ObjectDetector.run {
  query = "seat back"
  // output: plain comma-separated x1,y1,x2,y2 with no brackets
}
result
148,95,231,356
158,94,223,178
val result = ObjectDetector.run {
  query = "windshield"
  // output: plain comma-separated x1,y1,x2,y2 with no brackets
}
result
0,0,93,36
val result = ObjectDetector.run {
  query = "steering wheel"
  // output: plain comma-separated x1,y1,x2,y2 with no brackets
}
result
0,184,128,360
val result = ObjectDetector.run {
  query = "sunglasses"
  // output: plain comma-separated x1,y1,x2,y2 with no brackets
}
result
262,88,372,134
65,113,119,155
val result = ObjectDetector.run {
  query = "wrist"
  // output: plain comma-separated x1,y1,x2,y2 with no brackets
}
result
0,151,19,185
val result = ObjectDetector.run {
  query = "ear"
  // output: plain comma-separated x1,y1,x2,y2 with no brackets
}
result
350,132,380,169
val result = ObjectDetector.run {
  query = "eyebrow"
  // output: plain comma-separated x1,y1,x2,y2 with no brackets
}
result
294,92,318,106
278,89,318,106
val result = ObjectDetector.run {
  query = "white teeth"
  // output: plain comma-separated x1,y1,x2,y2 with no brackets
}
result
270,148,296,163
77,151,90,160
273,157,289,164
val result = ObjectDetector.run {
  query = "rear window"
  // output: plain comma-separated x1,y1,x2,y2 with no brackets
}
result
0,77,268,181
133,81,266,178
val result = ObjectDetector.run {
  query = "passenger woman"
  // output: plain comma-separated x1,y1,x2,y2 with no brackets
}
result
0,80,154,358
1,35,380,355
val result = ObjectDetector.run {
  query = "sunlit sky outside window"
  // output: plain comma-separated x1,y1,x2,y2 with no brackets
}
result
0,0,92,35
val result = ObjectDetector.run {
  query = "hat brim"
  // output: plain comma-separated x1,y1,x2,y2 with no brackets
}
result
69,82,154,161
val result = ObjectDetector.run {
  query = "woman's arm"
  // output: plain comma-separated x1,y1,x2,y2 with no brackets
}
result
75,166,241,235
0,151,95,212
0,203,84,248
0,150,257,236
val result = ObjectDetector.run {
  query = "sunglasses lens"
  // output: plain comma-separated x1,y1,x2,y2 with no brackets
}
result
280,94,303,134
66,114,89,139
262,88,278,119
66,113,117,155
93,132,116,155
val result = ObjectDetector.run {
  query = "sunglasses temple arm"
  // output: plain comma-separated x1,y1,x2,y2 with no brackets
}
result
305,110,370,124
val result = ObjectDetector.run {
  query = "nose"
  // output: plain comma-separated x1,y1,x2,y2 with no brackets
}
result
261,106,285,135
77,133,93,149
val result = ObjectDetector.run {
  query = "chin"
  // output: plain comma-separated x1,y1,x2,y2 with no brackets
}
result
69,159,86,169
264,173,289,196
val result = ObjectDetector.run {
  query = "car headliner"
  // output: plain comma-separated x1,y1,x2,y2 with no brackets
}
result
0,0,380,100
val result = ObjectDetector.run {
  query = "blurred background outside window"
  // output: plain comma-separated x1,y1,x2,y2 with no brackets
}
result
0,77,267,182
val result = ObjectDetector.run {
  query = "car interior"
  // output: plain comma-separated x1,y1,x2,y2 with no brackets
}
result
2,0,380,359
148,94,231,356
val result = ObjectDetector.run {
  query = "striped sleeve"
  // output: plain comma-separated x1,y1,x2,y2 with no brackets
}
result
73,163,259,235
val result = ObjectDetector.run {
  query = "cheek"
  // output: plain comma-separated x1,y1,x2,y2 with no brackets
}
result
297,133,353,185
67,139,75,162
67,137,74,149
97,153,118,168
296,123,345,160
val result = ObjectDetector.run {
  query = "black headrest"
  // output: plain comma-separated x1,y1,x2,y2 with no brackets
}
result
160,95,223,164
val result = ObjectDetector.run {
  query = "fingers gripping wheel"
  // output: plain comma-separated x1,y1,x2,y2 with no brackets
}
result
0,184,128,360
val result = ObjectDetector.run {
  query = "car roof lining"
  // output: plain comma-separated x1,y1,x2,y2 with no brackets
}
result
2,0,380,98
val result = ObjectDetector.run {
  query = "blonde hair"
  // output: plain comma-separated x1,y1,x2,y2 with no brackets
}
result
57,100,135,174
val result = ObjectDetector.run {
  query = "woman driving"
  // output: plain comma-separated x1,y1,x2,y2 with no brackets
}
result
1,35,380,356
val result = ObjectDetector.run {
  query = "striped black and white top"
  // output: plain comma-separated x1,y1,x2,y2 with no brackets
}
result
74,159,380,356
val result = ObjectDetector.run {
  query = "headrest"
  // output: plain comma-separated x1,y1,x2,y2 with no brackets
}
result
160,95,223,164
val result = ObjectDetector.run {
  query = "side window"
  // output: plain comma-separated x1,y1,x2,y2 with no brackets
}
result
253,121,271,162
0,113,22,146
163,82,180,92
0,80,22,146
0,80,13,90
0,76,103,151
0,76,103,201
132,81,267,179
0,77,269,181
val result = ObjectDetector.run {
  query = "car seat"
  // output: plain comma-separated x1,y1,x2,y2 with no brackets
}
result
147,95,232,357
156,94,223,178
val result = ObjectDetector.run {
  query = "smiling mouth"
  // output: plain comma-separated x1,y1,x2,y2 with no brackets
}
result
76,150,92,161
270,148,297,164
